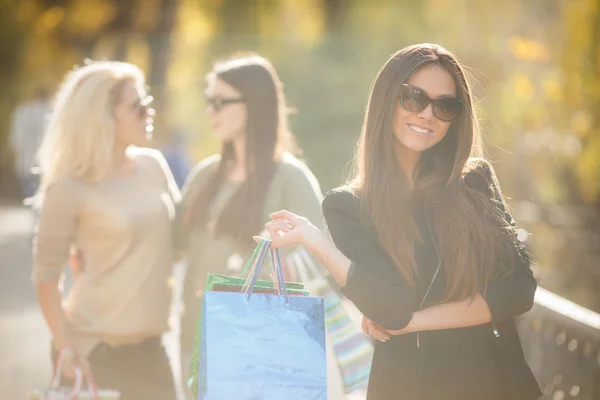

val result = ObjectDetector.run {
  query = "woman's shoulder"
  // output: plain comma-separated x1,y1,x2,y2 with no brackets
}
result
128,146,164,164
127,146,169,176
322,184,379,241
275,153,322,189
322,184,362,216
463,158,498,196
187,154,220,180
38,175,86,209
128,147,176,184
277,153,315,178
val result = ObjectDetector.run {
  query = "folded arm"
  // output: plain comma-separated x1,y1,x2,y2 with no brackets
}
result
322,190,414,330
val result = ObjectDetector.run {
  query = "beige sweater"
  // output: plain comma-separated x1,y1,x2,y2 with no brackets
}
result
33,147,180,356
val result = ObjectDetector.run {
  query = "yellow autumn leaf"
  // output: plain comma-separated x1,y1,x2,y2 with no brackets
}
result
508,36,550,62
543,76,562,101
64,0,116,37
513,75,535,100
34,7,64,34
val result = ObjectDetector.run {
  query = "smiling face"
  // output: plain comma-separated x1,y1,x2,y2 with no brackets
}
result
392,64,457,163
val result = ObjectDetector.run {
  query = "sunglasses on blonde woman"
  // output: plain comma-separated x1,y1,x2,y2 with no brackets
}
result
134,96,154,119
399,84,462,122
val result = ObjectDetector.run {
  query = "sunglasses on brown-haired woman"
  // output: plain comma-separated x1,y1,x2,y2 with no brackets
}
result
399,84,462,122
204,94,245,112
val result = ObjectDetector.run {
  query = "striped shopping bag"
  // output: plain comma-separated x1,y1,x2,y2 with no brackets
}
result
287,248,373,393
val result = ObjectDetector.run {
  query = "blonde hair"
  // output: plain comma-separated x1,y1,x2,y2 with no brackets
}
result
37,60,145,197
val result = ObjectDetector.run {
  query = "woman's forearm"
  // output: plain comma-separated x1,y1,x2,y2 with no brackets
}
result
262,211,352,289
306,233,351,288
390,293,492,335
36,282,70,349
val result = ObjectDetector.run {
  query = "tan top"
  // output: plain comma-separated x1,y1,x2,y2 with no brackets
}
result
33,147,180,356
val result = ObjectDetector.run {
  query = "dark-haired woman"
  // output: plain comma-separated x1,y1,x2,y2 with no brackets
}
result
174,54,327,389
262,44,541,400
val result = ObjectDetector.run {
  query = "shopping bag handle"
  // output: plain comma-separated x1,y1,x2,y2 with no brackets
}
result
241,238,288,302
268,245,288,302
290,248,325,281
50,347,98,399
241,238,270,294
72,367,98,399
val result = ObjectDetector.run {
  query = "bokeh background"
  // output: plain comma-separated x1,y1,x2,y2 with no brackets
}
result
0,0,599,397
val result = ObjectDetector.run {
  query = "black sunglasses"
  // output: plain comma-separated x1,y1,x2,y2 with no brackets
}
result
134,96,154,119
399,84,462,122
205,94,245,112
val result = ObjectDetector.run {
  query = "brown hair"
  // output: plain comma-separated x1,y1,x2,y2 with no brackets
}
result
353,43,519,302
187,54,296,248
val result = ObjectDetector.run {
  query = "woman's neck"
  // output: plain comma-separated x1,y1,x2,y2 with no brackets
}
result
112,143,135,176
395,145,422,191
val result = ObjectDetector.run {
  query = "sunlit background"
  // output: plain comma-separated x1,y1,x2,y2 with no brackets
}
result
0,0,599,398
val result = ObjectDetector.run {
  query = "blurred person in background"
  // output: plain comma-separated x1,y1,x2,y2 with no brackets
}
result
9,87,51,201
33,61,179,400
161,129,192,190
174,54,333,395
261,44,541,400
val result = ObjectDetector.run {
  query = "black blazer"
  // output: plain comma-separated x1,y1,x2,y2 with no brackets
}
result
322,164,541,400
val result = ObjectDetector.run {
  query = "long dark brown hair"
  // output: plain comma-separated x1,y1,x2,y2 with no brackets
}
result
353,43,520,302
186,55,296,247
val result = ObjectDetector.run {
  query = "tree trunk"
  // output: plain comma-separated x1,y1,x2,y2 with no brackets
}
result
146,0,178,142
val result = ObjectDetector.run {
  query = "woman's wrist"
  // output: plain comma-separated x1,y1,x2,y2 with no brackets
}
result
55,337,71,351
54,328,73,351
301,226,331,259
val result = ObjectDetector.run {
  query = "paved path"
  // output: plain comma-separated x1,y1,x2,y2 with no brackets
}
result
0,203,366,399
0,204,49,398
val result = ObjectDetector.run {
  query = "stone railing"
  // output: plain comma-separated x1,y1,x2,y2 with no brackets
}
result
517,287,600,400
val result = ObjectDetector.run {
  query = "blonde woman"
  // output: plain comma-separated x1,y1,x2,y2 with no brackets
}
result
33,61,179,399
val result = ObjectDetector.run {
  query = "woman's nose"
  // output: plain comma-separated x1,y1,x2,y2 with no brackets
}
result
205,104,216,117
417,103,434,121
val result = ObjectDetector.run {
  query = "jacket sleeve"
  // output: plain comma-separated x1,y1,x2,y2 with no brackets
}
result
468,162,537,322
322,189,413,330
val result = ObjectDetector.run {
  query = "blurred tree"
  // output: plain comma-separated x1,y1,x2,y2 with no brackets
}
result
563,0,600,208
144,0,178,140
0,1,28,197
323,0,348,34
0,0,179,148
547,0,600,309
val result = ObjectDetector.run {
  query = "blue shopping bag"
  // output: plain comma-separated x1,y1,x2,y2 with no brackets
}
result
287,249,373,393
197,239,327,400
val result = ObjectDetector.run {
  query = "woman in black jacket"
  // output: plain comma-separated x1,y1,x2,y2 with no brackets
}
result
259,43,541,400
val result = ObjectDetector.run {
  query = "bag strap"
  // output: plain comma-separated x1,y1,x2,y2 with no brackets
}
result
72,367,98,399
241,239,270,295
239,239,264,279
242,239,288,302
288,248,327,290
269,247,288,302
289,252,310,283
50,347,98,399
298,247,323,279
